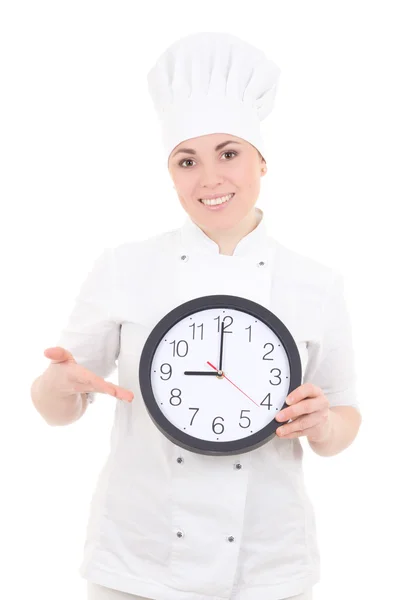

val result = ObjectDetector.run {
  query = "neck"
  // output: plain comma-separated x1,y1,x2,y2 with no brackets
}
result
201,208,261,256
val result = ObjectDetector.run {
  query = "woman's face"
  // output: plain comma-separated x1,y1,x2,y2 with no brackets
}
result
168,133,266,231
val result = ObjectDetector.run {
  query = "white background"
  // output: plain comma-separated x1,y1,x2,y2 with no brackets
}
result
1,1,399,598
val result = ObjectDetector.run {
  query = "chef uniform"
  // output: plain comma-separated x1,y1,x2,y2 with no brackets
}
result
57,33,360,600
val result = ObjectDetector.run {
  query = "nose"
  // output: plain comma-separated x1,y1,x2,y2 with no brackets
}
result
199,166,226,190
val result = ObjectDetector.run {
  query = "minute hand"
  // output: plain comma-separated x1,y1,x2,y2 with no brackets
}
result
218,320,225,371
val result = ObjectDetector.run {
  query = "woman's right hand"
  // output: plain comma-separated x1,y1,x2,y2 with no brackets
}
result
41,346,134,403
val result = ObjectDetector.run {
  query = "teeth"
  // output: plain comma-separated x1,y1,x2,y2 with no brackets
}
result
200,193,234,206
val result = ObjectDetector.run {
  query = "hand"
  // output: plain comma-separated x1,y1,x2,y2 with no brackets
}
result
41,346,134,403
275,383,331,442
218,320,225,372
184,371,217,376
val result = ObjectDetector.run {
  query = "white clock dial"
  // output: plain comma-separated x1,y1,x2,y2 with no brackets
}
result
150,307,291,443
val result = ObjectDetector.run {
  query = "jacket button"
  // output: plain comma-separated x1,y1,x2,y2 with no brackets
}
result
227,535,235,543
180,254,189,262
177,457,184,464
234,462,242,470
176,530,184,538
257,260,266,267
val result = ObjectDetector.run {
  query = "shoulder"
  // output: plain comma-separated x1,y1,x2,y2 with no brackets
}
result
113,228,180,260
271,236,338,297
113,228,180,279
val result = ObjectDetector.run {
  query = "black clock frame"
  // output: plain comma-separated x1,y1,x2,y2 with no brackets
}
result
139,294,302,456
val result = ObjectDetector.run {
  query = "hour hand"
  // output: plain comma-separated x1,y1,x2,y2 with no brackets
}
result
184,370,218,376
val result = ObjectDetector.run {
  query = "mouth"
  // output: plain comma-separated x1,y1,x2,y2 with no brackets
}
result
198,192,235,210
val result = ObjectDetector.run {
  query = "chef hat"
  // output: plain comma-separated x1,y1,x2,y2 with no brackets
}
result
147,32,281,167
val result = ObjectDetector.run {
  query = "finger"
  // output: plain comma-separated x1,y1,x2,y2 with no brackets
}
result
277,413,321,437
276,429,309,439
112,386,134,402
286,383,322,405
277,397,323,422
89,375,134,402
44,346,76,364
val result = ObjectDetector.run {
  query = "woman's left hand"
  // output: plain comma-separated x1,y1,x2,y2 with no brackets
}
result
275,383,332,443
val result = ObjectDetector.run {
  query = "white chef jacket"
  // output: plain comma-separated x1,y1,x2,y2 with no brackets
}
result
57,207,359,600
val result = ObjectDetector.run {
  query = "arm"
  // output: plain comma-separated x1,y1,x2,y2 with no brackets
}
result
275,270,362,455
32,247,120,425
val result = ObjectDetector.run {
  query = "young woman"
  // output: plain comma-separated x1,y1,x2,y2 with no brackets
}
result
31,33,361,600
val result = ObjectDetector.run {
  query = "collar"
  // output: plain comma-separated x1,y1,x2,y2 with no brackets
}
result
179,207,276,260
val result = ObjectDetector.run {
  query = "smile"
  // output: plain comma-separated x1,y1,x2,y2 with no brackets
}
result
199,193,235,207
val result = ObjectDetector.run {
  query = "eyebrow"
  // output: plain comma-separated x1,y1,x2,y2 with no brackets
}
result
171,140,241,158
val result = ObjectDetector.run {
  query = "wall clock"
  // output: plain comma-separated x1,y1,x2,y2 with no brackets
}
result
139,295,301,456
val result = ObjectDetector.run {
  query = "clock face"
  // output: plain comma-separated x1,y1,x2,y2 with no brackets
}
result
139,295,301,456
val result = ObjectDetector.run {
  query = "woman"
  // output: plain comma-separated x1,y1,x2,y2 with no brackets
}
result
32,32,361,600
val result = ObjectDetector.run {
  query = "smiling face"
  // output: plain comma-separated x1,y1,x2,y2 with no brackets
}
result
168,133,267,232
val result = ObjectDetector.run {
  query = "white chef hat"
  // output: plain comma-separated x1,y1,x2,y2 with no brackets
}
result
147,32,281,168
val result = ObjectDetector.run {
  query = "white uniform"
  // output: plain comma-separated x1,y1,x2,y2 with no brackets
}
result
58,207,359,600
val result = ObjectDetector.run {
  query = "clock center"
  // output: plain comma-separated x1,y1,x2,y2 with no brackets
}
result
216,370,224,379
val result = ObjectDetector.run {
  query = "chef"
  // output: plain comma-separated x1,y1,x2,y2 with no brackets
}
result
57,32,362,600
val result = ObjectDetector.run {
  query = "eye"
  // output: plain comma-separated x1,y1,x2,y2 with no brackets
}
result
222,151,237,160
178,151,238,168
179,158,195,168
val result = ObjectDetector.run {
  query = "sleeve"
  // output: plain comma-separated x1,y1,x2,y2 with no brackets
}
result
56,247,120,404
304,270,360,413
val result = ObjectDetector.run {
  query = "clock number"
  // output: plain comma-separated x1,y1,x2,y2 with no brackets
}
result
170,340,189,357
245,325,252,342
214,315,233,334
169,388,182,406
260,393,272,409
160,363,172,380
212,416,225,434
188,407,199,426
263,342,274,359
189,323,204,340
239,409,251,429
269,368,282,386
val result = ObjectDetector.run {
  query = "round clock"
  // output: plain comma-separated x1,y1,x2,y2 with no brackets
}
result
139,295,302,456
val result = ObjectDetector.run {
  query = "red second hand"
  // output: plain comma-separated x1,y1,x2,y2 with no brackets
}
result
207,361,260,408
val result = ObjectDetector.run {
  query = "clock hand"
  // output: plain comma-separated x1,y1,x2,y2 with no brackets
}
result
206,361,260,408
184,371,218,375
218,320,225,371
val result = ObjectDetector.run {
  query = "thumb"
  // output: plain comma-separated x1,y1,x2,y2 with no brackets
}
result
44,346,77,364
